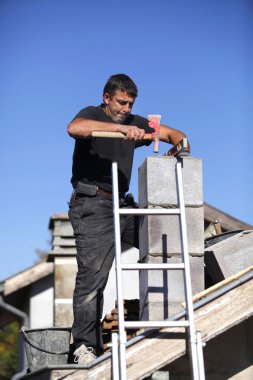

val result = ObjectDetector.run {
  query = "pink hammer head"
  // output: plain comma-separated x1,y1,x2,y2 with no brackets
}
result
148,115,161,153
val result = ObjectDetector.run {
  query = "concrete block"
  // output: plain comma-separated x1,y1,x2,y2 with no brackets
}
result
53,220,74,237
138,155,204,321
139,255,204,320
53,236,76,247
139,206,204,256
151,371,169,380
205,230,253,283
138,156,203,207
54,302,73,327
54,258,77,299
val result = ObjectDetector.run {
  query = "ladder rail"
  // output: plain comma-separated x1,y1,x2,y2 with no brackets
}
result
112,162,127,380
176,160,203,380
176,161,195,326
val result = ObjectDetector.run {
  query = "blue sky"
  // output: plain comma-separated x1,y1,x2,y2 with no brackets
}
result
0,0,252,280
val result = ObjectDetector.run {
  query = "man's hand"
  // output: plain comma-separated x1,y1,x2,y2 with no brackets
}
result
177,151,190,157
68,118,146,140
164,137,190,157
120,125,146,140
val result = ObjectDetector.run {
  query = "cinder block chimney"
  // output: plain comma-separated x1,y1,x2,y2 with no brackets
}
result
138,156,204,320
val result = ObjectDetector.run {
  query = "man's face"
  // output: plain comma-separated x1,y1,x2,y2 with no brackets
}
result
103,90,135,123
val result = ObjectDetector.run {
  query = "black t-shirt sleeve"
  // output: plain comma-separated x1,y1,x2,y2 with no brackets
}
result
74,106,98,120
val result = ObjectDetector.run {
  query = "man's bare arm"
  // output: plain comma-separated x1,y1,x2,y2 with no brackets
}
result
67,118,145,140
159,124,190,152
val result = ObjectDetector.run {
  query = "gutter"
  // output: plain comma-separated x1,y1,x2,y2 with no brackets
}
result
0,284,29,380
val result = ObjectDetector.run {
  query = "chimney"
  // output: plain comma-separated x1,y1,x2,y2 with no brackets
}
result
138,156,204,320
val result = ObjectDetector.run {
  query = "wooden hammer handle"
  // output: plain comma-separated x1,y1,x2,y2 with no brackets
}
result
91,131,154,140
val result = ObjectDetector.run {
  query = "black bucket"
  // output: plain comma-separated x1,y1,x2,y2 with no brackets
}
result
21,326,71,371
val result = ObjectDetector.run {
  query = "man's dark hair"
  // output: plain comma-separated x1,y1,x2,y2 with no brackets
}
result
103,74,138,98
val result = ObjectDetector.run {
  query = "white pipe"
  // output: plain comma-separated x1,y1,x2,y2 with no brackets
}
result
176,161,202,380
111,332,119,380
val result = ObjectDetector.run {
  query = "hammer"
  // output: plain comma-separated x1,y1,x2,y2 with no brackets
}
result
147,114,161,153
91,114,161,153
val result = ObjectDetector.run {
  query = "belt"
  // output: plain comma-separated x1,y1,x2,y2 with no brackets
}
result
96,187,126,200
74,181,125,199
96,187,113,199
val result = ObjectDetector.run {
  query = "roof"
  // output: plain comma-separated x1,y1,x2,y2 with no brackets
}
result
0,261,54,327
203,203,252,231
2,262,54,296
20,267,253,379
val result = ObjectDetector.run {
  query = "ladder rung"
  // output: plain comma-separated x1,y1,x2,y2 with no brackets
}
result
118,208,180,215
121,263,185,270
124,321,190,329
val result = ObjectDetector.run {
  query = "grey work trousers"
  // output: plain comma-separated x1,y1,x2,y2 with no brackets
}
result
68,189,138,356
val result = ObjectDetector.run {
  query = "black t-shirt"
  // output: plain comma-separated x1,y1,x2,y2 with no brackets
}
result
70,105,153,193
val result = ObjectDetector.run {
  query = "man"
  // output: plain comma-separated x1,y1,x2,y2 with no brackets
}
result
67,74,189,364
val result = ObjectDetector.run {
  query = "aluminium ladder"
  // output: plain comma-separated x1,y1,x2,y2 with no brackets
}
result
111,159,205,380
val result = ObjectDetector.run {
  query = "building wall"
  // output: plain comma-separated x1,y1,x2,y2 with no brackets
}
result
29,274,54,329
152,316,253,380
103,243,139,314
